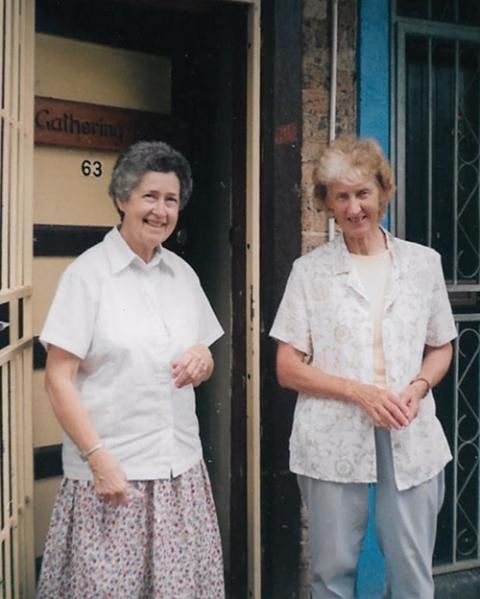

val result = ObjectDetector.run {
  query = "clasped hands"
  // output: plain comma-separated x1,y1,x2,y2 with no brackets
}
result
352,380,425,430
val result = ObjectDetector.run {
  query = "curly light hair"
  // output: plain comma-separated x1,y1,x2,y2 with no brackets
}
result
313,135,395,217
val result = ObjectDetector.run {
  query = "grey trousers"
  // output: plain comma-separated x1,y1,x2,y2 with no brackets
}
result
297,429,445,599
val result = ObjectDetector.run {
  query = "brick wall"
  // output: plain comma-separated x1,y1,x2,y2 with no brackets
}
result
301,0,358,253
299,1,358,595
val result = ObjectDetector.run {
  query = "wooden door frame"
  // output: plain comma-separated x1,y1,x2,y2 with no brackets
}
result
260,0,303,597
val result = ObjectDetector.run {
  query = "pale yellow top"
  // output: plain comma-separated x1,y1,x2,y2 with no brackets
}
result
351,251,392,388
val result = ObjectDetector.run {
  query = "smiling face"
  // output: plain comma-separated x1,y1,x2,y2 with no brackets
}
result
118,170,180,262
325,178,383,245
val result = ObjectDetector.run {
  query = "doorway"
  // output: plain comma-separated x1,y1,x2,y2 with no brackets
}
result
32,0,248,594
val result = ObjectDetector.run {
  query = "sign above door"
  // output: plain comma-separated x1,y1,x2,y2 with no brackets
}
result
34,96,187,152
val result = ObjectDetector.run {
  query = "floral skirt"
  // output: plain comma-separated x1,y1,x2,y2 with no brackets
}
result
36,460,225,599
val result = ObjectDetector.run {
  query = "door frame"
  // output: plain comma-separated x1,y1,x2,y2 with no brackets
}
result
29,0,262,596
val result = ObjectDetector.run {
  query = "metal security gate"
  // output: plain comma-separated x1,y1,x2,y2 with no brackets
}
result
394,1,480,574
0,0,35,597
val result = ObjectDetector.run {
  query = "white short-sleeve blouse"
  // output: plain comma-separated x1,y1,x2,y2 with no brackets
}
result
40,227,224,480
270,230,457,490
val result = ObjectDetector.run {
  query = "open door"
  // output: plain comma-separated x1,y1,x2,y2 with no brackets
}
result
32,0,249,595
0,0,36,597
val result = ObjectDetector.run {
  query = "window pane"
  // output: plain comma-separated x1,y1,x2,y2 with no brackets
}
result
405,36,430,246
431,0,456,23
458,0,480,27
397,0,429,19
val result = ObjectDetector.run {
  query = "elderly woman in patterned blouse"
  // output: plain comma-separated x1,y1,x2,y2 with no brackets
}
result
270,135,456,599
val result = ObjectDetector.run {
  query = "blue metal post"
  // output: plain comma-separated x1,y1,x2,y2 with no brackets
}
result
356,0,390,597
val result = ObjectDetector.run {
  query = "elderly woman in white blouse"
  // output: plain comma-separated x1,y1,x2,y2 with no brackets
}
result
270,136,456,599
36,141,224,598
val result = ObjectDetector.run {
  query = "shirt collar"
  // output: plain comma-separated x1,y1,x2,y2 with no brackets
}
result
332,226,408,275
104,227,165,274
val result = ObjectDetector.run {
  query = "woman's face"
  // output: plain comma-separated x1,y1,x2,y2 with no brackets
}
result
325,178,383,241
118,170,180,261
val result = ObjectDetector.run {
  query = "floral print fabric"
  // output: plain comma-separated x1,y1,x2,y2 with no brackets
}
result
36,461,225,599
270,230,457,490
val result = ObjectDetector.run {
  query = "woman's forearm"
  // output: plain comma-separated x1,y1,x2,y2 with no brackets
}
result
410,342,453,397
45,347,100,454
276,341,355,401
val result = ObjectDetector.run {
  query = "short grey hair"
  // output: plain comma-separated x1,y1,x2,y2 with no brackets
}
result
109,141,193,216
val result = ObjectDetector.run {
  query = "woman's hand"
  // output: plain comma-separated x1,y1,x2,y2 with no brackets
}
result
396,380,428,423
172,344,214,388
88,448,130,507
349,382,411,430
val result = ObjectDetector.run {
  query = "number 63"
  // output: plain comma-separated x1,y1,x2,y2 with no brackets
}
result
81,160,102,177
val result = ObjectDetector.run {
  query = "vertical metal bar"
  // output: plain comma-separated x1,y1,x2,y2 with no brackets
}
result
477,47,480,287
396,25,407,238
1,0,11,292
328,0,339,242
9,0,19,291
10,356,19,599
329,0,338,144
2,362,12,599
478,323,480,561
390,0,397,232
0,0,5,111
453,328,460,565
427,37,433,247
19,0,35,592
453,41,460,285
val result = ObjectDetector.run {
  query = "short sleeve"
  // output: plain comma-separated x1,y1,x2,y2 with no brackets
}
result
426,253,457,347
40,269,98,359
269,261,312,355
193,278,224,347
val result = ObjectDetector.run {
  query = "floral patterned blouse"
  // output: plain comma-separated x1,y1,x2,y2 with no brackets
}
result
270,229,457,491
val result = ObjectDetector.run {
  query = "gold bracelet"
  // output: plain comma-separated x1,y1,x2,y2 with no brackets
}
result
410,377,431,398
80,442,103,462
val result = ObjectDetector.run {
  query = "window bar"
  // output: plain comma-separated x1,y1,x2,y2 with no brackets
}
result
10,356,19,598
477,320,480,560
453,41,460,286
0,1,5,113
396,26,406,238
9,3,19,291
427,36,433,247
1,362,12,599
1,0,11,293
477,47,480,286
453,327,460,564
